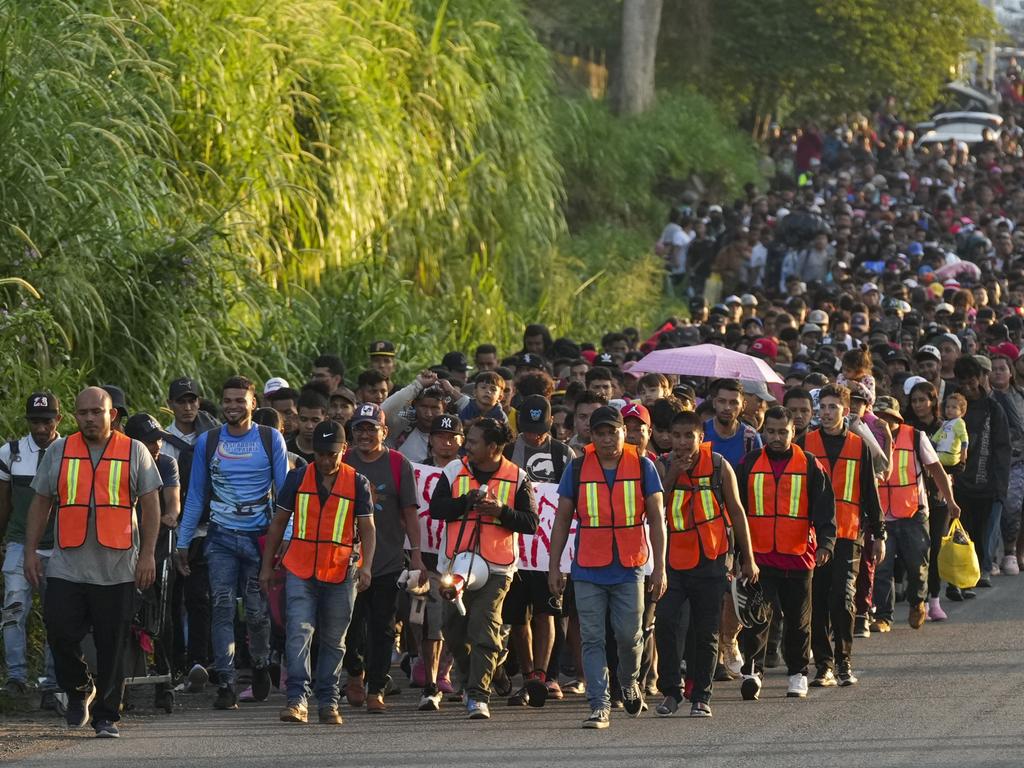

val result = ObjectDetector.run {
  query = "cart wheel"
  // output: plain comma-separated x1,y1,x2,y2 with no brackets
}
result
160,690,174,714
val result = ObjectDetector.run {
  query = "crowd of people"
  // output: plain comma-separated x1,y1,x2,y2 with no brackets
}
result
4,94,1024,736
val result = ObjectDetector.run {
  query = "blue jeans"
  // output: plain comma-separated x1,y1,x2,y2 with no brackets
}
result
986,500,1003,572
205,525,270,686
285,572,356,708
2,543,56,687
574,579,643,709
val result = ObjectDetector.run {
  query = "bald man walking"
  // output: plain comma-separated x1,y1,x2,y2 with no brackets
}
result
24,387,162,738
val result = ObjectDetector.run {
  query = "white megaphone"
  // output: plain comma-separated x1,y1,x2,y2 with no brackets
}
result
440,551,489,616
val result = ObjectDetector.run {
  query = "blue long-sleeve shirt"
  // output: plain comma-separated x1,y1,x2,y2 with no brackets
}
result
177,425,289,549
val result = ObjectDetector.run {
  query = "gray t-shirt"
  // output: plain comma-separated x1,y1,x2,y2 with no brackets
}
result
344,449,416,578
32,435,161,585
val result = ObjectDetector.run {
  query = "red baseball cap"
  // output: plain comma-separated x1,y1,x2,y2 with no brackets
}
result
749,336,778,361
620,402,651,427
988,342,1020,360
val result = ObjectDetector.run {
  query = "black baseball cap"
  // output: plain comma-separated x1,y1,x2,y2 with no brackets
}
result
518,395,552,434
594,352,617,368
516,353,546,370
349,402,385,428
25,392,59,419
168,377,200,401
589,405,624,431
312,420,346,452
101,385,128,418
369,340,396,357
124,413,171,445
441,351,470,373
430,414,464,436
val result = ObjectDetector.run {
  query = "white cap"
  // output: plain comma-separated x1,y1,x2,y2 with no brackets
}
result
740,293,758,306
935,302,955,314
861,282,880,294
724,294,742,305
903,375,928,395
915,345,941,362
263,377,290,396
940,333,962,352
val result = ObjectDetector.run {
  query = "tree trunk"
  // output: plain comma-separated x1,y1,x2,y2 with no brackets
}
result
613,0,663,115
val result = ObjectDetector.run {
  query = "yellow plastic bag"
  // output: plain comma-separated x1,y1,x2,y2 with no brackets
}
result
937,518,980,589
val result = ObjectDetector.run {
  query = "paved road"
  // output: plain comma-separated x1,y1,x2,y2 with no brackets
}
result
11,575,1024,768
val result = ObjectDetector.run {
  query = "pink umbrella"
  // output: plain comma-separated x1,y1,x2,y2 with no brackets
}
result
631,344,784,384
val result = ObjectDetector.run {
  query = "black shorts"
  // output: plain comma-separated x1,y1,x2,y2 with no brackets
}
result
501,570,560,624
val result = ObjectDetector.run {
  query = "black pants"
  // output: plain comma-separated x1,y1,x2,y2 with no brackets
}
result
654,569,727,704
811,538,860,671
44,578,135,724
739,567,812,677
343,571,400,693
172,537,212,670
928,501,950,598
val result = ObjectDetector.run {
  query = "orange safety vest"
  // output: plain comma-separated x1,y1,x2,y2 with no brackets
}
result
878,424,920,519
666,443,731,571
575,444,649,568
745,445,812,556
282,463,360,583
446,457,521,566
56,431,133,550
804,429,863,541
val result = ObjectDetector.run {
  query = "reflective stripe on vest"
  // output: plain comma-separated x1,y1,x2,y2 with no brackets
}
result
575,444,649,568
666,443,729,570
878,424,920,519
446,457,520,566
282,463,360,583
804,429,863,540
56,431,133,550
745,445,811,556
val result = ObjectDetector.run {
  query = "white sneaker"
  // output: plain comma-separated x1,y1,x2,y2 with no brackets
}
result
990,562,1001,577
786,673,808,698
723,642,744,676
1002,555,1020,576
418,688,442,711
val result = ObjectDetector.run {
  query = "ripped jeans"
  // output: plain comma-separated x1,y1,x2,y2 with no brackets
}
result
205,525,270,686
2,543,56,687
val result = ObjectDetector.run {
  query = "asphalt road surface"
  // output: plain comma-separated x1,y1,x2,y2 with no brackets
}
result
9,575,1024,768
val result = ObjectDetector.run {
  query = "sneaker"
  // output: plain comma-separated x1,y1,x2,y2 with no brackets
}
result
610,690,624,709
3,679,27,696
853,615,871,638
410,656,426,688
382,674,401,697
764,650,781,668
344,674,365,707
40,690,67,716
786,673,808,698
418,685,442,712
93,720,120,738
582,706,610,729
561,678,586,696
689,701,712,718
946,586,964,602
507,687,529,706
655,695,680,716
927,597,947,622
525,675,548,708
990,562,1001,577
740,674,761,701
545,679,564,700
66,685,96,728
962,588,977,599
279,702,308,723
490,665,512,698
213,685,238,710
976,577,992,588
837,667,858,687
366,692,386,713
251,664,272,702
1002,555,1020,575
621,682,645,717
318,705,343,724
723,642,744,675
237,686,255,702
869,618,891,633
466,698,490,720
908,602,927,629
187,664,209,694
810,668,837,687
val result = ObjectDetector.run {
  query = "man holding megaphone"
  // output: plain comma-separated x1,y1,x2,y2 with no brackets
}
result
430,418,538,721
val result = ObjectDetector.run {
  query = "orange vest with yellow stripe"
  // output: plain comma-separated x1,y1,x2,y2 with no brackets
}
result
745,445,812,556
446,457,520,566
878,424,920,519
804,429,863,541
282,463,360,583
666,443,731,570
56,431,133,550
575,444,649,568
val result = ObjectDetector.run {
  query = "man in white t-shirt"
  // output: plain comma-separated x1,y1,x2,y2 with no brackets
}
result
870,397,960,633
